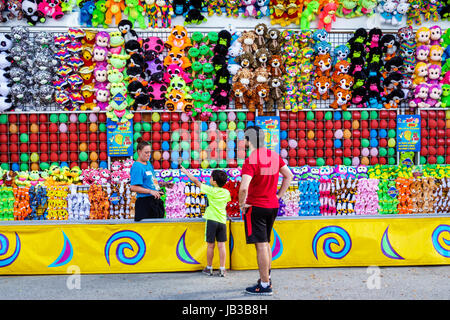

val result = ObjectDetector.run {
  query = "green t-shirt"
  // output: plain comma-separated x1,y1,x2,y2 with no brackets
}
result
201,184,231,224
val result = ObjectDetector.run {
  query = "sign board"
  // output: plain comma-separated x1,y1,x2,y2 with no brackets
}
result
106,119,134,157
397,115,421,152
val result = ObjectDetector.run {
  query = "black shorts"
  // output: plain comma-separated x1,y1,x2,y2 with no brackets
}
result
205,220,227,243
243,206,278,244
134,196,165,221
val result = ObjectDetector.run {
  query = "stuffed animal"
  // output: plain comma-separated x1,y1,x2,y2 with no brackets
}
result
238,30,258,53
21,0,46,25
300,0,319,29
331,87,352,110
241,0,257,18
313,54,332,77
318,1,338,31
267,54,285,78
123,0,146,29
270,0,287,25
164,47,191,70
266,28,281,55
267,77,285,111
105,0,126,25
225,0,239,17
80,0,96,26
37,0,63,19
232,67,254,89
230,82,247,109
254,83,269,114
165,26,192,51
254,23,268,48
155,0,173,28
313,76,332,100
406,0,421,25
7,0,24,20
440,84,450,107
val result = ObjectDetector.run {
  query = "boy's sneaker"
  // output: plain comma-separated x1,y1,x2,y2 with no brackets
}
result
202,267,213,276
245,283,273,296
257,278,272,289
218,268,226,277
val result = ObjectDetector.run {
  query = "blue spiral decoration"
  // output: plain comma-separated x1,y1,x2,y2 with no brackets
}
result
0,233,21,268
432,225,450,258
312,226,352,260
104,230,146,266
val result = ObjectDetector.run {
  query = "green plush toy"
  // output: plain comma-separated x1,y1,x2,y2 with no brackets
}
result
124,0,147,29
92,0,108,28
441,84,450,107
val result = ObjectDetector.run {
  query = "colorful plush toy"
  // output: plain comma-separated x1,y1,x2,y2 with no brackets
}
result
318,1,338,31
105,0,126,25
37,0,63,19
300,0,319,30
270,0,287,25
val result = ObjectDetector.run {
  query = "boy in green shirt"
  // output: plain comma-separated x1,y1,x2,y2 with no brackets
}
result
181,166,231,277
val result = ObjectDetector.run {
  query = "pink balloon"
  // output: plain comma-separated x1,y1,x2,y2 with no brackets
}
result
334,129,343,139
59,123,68,133
352,157,360,166
280,148,288,158
209,122,217,131
162,151,170,160
370,148,378,157
288,139,297,148
181,112,190,122
361,148,370,157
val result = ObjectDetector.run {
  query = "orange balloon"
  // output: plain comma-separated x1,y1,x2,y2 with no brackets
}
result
352,120,360,130
79,142,88,152
89,123,98,132
90,161,99,169
343,129,352,139
30,123,39,133
31,163,39,171
446,119,450,129
200,150,208,160
9,124,17,134
307,130,315,140
153,151,161,160
361,156,370,166
89,151,98,161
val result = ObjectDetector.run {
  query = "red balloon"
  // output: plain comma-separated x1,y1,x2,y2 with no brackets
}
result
343,139,352,148
0,124,7,133
49,133,58,143
40,133,48,143
69,133,78,141
50,143,59,152
0,134,7,144
298,139,306,148
152,142,161,150
98,113,106,122
288,158,297,167
162,132,170,141
297,158,306,166
429,111,436,118
162,160,170,169
152,132,161,141
306,121,315,130
69,143,78,152
428,138,436,146
316,122,324,130
297,130,306,139
379,157,387,165
19,143,28,153
326,158,334,166
171,122,180,131
438,119,446,129
428,156,437,164
335,149,343,157
334,121,342,129
99,152,108,161
280,121,288,130
307,149,315,158
289,130,296,139
99,133,107,141
50,153,59,162
8,114,17,123
0,154,7,163
288,148,297,158
29,143,38,153
421,147,428,156
379,139,387,148
9,144,18,153
316,139,324,148
10,153,19,162
437,146,445,155
370,120,379,129
89,142,97,151
70,162,78,168
9,134,18,143
246,112,255,121
80,162,89,170
191,160,200,169
60,143,68,152
142,132,150,141
370,157,378,165
325,139,333,148
70,153,78,162
39,114,47,122
316,149,324,158
353,148,361,157
289,112,298,120
134,113,142,122
343,120,352,129
0,144,7,153
334,157,343,165
437,138,445,146
19,114,28,123
79,123,87,132
297,121,306,130
280,140,288,149
307,158,316,166
29,133,38,143
388,120,396,129
153,161,161,169
19,124,28,133
99,142,107,151
325,120,334,130
161,113,170,122
379,110,388,119
152,122,161,131
325,130,333,139
420,110,428,118
361,129,370,138
59,133,68,142
59,152,68,161
421,129,428,138
79,133,87,141
306,140,315,149
325,148,333,157
315,111,324,121
40,153,48,162
360,120,369,128
352,111,361,120
421,119,427,128
279,111,288,121
429,129,437,138
379,120,388,129
49,123,58,133
428,147,437,156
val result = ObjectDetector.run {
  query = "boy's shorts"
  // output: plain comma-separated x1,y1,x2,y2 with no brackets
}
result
205,220,227,243
243,206,279,244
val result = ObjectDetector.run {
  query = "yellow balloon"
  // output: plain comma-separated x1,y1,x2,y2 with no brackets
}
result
201,160,209,169
152,112,161,122
388,138,396,148
30,152,39,162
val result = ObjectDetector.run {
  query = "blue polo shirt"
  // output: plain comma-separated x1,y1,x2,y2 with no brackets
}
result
130,161,158,198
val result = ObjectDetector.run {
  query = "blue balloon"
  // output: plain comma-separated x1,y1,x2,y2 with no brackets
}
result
280,130,288,140
162,141,170,151
378,129,387,138
227,141,236,149
171,151,180,161
99,161,108,169
237,130,245,140
171,161,179,169
227,150,235,159
181,151,190,160
247,121,255,127
370,129,377,138
370,138,378,147
60,162,68,168
162,122,170,132
11,163,19,172
334,111,342,120
201,121,208,131
334,139,342,149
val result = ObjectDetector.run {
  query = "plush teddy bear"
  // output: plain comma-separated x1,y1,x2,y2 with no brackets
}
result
267,77,285,111
254,47,271,68
232,67,254,89
254,83,269,115
235,51,257,70
254,23,268,48
238,30,258,54
230,82,247,109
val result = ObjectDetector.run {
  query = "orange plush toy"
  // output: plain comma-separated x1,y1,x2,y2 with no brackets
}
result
105,0,126,25
164,47,192,70
165,26,192,51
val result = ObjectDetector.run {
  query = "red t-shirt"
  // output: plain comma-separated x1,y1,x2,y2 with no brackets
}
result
241,148,286,208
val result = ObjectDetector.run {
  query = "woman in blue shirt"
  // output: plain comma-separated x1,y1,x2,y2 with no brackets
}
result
130,138,166,221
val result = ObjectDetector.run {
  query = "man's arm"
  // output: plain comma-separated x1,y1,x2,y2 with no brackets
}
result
130,185,163,199
180,166,202,188
277,165,294,199
239,174,252,208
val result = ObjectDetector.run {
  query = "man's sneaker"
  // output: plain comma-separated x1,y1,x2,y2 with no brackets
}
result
218,268,226,277
245,283,273,296
202,267,213,276
257,278,272,289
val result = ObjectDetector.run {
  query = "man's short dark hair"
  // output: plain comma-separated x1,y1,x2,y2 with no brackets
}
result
244,126,265,149
211,170,228,188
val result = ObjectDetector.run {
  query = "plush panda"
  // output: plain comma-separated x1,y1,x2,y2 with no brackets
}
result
0,33,12,52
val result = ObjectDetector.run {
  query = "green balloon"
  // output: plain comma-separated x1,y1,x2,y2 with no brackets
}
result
420,156,427,165
40,162,49,170
219,159,227,168
172,131,180,141
180,141,190,150
78,113,87,123
237,112,246,121
0,114,7,124
324,111,333,120
343,157,352,166
228,131,237,140
0,163,9,170
181,160,190,168
201,141,209,150
99,123,106,132
59,113,68,123
209,160,217,168
210,113,218,121
343,111,352,120
172,142,180,150
370,111,378,119
237,121,246,130
134,123,142,132
360,110,369,120
388,148,396,156
200,132,208,141
316,158,325,166
20,133,28,143
191,150,200,160
361,139,370,148
219,121,228,131
134,142,138,150
388,129,396,138
306,111,314,120
218,112,227,121
237,158,245,167
133,152,138,161
20,163,28,171
388,157,396,165
142,122,151,132
50,114,58,123
79,152,88,162
437,156,445,164
379,147,387,157
133,132,142,141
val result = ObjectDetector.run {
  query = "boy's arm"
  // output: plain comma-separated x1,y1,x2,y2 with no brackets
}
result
180,166,202,188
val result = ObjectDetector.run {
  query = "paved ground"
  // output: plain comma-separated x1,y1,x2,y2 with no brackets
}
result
0,266,449,300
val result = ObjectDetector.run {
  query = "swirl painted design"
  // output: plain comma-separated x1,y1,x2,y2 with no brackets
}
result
0,233,21,268
104,230,146,266
48,231,74,268
432,225,450,258
381,226,404,260
176,229,200,264
271,228,283,261
312,226,352,260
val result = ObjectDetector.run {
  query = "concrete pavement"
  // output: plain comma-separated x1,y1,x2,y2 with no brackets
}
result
0,266,449,300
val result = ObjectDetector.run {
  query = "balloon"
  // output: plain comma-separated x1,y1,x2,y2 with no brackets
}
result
59,123,68,133
79,152,88,161
152,112,161,122
50,114,59,123
89,113,98,122
20,133,28,143
30,152,39,162
59,113,68,123
69,114,78,123
78,113,87,122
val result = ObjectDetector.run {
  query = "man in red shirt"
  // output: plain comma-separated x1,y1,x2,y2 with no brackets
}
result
239,126,293,296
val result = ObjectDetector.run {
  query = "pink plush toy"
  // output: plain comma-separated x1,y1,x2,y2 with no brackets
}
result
111,161,123,172
110,171,122,185
441,71,450,85
100,169,111,185
164,182,187,219
426,83,442,107
355,179,379,215
409,84,430,109
428,64,442,84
